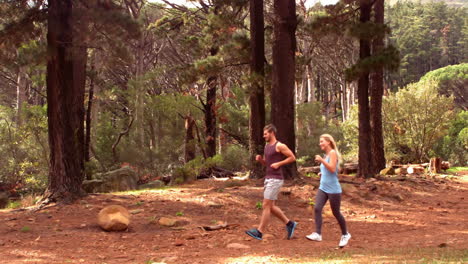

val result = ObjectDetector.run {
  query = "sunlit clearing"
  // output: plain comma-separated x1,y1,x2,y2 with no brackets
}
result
223,255,351,264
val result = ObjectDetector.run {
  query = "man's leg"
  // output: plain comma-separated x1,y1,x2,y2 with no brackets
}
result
271,201,289,224
258,199,273,233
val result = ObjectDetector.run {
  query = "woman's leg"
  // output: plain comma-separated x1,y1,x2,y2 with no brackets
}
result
314,189,328,234
328,193,348,235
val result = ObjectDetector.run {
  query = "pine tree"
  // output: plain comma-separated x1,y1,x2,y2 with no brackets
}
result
357,0,373,178
43,0,88,203
271,0,297,179
249,0,265,178
370,0,386,173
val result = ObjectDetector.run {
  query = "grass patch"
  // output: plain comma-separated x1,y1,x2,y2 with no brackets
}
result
446,167,468,174
226,248,468,263
7,200,21,209
20,226,31,232
255,201,262,210
315,248,468,263
112,186,179,195
305,172,319,178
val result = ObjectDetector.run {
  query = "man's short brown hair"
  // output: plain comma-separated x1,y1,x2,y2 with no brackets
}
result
263,124,277,134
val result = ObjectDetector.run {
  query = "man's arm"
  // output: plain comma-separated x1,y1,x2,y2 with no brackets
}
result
270,143,296,169
256,155,266,166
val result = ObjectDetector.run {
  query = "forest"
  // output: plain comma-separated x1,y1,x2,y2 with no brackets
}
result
0,0,467,263
0,0,466,198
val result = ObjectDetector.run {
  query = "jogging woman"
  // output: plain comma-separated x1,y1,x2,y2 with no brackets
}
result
306,134,351,248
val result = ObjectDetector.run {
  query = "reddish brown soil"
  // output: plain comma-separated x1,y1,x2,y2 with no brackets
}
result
1,173,467,264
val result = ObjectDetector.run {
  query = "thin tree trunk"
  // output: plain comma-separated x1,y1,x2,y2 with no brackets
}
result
184,114,196,163
357,0,373,178
299,70,307,104
127,0,146,150
340,81,347,121
271,0,297,179
205,46,218,158
43,0,87,203
134,34,145,149
249,0,266,178
16,66,27,127
84,52,95,180
370,0,386,173
307,64,314,102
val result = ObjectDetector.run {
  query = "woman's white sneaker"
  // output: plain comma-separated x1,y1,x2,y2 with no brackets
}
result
306,232,322,241
339,233,351,247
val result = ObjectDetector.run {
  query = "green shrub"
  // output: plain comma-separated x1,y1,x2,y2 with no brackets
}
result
0,105,49,193
383,80,455,163
342,81,456,164
433,110,468,166
220,144,248,171
341,105,359,163
296,102,345,165
172,155,224,184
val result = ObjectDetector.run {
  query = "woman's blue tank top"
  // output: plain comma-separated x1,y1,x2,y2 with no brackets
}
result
319,155,342,194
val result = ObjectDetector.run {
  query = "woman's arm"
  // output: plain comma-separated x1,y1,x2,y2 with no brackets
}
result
316,150,338,173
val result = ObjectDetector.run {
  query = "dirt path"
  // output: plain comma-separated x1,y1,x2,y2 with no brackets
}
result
1,174,467,263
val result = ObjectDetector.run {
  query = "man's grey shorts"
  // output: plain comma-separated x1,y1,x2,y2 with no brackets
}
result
264,178,284,200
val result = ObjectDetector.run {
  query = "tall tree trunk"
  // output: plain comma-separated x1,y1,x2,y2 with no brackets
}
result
299,71,307,104
271,0,297,179
16,66,27,126
370,0,386,173
126,0,146,150
205,47,218,158
357,0,373,178
84,52,95,180
134,34,145,149
44,0,87,203
184,115,196,163
249,0,266,178
340,81,347,121
307,64,314,102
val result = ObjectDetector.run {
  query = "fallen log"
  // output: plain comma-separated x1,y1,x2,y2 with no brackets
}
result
197,167,235,179
342,163,358,174
298,166,320,175
300,163,359,175
407,166,425,175
200,222,239,231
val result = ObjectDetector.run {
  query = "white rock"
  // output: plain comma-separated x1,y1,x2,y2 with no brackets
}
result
227,243,251,249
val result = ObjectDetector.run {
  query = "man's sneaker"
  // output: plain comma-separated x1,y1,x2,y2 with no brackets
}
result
245,228,262,240
339,233,351,247
306,232,322,241
286,221,297,239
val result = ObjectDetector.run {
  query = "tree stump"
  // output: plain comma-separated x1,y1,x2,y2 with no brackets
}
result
441,161,450,170
430,157,442,173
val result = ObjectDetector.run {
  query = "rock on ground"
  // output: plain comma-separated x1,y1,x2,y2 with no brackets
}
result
97,205,130,231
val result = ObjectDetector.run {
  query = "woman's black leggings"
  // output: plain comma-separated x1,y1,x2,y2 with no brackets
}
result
314,189,348,235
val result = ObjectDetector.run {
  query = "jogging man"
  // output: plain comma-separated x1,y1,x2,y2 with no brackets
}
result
245,124,297,240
